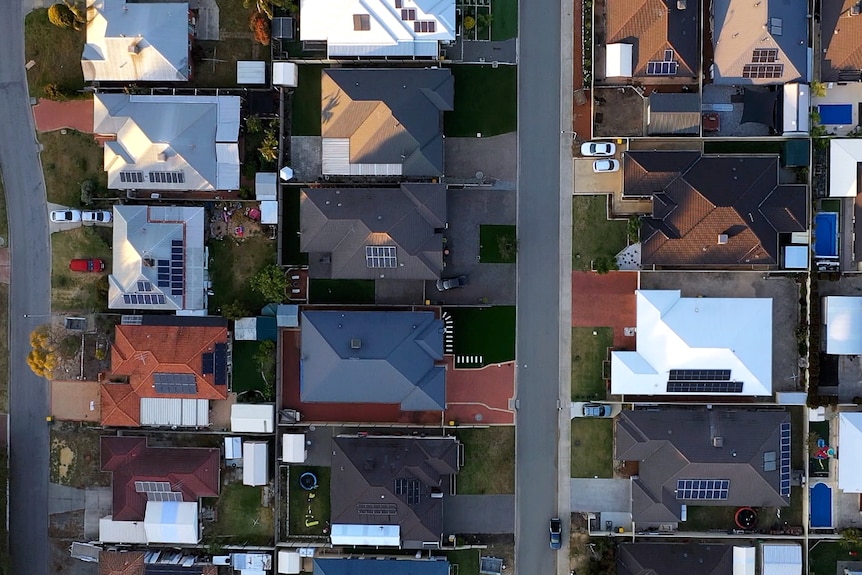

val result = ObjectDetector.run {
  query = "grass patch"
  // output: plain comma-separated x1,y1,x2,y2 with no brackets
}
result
207,482,273,546
232,341,269,394
448,306,515,364
681,487,804,531
191,39,269,88
25,9,85,98
572,196,628,271
479,224,517,263
291,65,324,136
41,129,108,208
571,327,611,401
280,187,305,266
446,549,480,575
308,279,375,304
810,541,862,575
51,226,111,312
50,423,112,488
288,466,331,536
455,427,515,494
820,199,842,213
208,235,277,313
703,140,785,156
570,419,613,478
490,0,518,40
444,65,516,137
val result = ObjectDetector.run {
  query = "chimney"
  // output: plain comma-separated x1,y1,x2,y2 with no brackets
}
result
128,42,140,54
717,234,728,245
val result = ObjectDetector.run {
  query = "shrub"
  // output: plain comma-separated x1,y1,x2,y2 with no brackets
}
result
250,264,287,303
81,179,96,205
48,4,76,29
43,83,67,100
249,12,271,45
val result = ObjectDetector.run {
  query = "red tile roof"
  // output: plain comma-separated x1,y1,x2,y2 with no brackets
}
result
99,551,145,575
101,436,220,521
100,324,228,426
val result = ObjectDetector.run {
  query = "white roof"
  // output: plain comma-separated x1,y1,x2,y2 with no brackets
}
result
237,61,267,84
830,139,862,197
108,205,207,312
261,201,279,225
256,172,278,200
605,43,633,77
761,544,802,575
282,433,306,463
330,524,400,546
225,436,243,459
611,290,773,396
231,403,275,433
300,0,454,58
140,398,209,427
733,547,755,575
98,516,148,543
83,0,190,82
782,84,810,134
273,62,298,87
232,553,272,570
235,317,258,340
784,245,808,269
277,305,299,327
825,297,862,355
94,93,240,192
243,441,268,486
144,501,199,544
277,551,302,574
840,413,862,492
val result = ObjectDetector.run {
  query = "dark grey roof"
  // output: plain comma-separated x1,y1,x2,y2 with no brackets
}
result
615,408,790,523
300,311,446,411
330,435,460,547
314,558,450,575
322,68,454,176
648,93,701,135
618,543,733,575
300,184,446,280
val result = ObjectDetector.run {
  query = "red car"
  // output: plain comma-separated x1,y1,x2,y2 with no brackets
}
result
69,258,105,272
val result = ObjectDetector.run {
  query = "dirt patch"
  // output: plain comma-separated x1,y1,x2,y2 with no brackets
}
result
570,514,591,572
50,537,97,575
56,445,74,479
481,534,515,574
49,423,111,488
49,510,85,539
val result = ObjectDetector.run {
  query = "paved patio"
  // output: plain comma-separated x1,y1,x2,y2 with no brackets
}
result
444,357,514,425
33,99,94,133
571,271,637,349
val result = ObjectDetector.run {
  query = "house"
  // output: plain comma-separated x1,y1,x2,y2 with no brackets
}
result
99,436,219,544
83,0,191,82
320,68,453,177
823,297,862,355
312,558,450,575
625,151,807,267
611,290,772,397
300,0,455,58
300,310,446,411
604,0,699,80
108,205,208,312
615,408,791,524
94,93,240,192
839,413,862,492
330,434,460,548
300,184,447,280
820,0,862,82
829,139,862,198
99,551,218,575
100,318,230,427
617,543,734,575
711,0,808,84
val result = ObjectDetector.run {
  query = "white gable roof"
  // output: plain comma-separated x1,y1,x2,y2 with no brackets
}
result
330,524,400,546
824,296,862,354
611,290,773,396
144,501,199,544
830,139,862,198
231,404,275,433
839,413,862,492
761,544,802,575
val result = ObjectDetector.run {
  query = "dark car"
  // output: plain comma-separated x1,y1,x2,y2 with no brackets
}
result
549,517,562,549
436,275,468,291
582,403,612,417
69,258,105,273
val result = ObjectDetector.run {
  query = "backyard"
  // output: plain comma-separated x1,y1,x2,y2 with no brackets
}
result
51,226,111,311
232,340,274,399
571,327,611,401
208,235,277,314
207,482,274,546
308,279,375,305
810,541,862,575
290,65,324,137
25,8,85,98
572,196,628,271
809,419,831,477
447,306,516,365
681,487,804,532
444,65,517,137
479,225,517,263
41,129,108,208
571,419,613,478
288,466,331,536
446,549,480,575
455,427,515,494
50,422,112,488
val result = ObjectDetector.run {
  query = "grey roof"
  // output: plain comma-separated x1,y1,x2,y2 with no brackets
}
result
711,0,808,84
615,408,790,523
618,543,733,575
322,68,454,176
314,558,450,575
301,184,446,280
300,311,446,411
330,435,460,547
647,93,701,135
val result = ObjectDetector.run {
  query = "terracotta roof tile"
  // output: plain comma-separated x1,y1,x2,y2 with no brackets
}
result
99,551,145,575
821,0,862,81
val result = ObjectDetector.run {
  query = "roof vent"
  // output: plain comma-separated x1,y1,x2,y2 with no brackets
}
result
156,151,167,161
677,0,686,8
718,234,728,245
128,42,141,54
350,338,362,349
712,436,724,447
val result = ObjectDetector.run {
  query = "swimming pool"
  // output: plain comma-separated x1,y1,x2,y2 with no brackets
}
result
815,212,839,258
810,482,833,528
818,104,853,125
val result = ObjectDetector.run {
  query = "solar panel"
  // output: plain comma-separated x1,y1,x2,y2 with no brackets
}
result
646,61,678,75
779,422,791,496
664,49,674,61
668,369,731,381
172,289,183,296
156,295,166,304
357,503,398,515
123,295,132,304
158,260,169,267
407,479,421,505
172,240,183,247
214,343,227,386
137,281,152,292
153,373,197,394
365,245,397,268
742,64,784,78
666,381,744,393
676,479,730,500
202,352,215,375
171,253,183,261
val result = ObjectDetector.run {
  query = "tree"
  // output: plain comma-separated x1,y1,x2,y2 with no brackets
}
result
220,300,250,320
258,125,278,164
842,528,862,549
28,325,58,379
246,114,263,134
249,11,271,45
81,178,97,205
243,0,296,20
250,264,287,303
48,3,77,29
594,255,619,274
496,233,517,262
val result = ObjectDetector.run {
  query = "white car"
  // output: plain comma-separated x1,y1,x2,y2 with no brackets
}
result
593,159,620,173
82,210,112,223
580,141,616,157
50,209,82,223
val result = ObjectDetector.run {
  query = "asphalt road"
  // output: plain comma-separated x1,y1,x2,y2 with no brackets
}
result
514,0,574,572
1,1,53,572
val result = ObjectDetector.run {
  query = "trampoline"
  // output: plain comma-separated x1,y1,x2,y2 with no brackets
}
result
814,212,839,258
810,482,833,528
818,104,853,125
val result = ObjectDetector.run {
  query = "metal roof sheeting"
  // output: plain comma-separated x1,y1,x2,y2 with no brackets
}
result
140,398,209,427
99,516,148,543
761,544,802,575
237,61,266,84
243,442,268,486
231,404,275,433
329,524,400,547
144,501,200,544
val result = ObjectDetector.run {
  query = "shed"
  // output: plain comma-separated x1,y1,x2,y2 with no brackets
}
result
761,544,802,575
783,245,808,269
273,62,298,87
98,516,148,544
69,542,100,562
278,551,301,574
733,546,755,575
282,433,307,462
605,44,633,77
243,441,269,486
261,201,278,224
330,524,400,546
830,139,862,197
235,317,259,341
783,138,810,167
782,83,810,135
824,296,862,354
277,304,299,327
237,61,267,85
144,501,200,544
225,436,242,460
272,17,294,39
231,403,275,433
256,172,278,200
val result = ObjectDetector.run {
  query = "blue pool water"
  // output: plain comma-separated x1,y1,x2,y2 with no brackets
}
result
819,104,853,125
815,212,839,258
810,482,832,528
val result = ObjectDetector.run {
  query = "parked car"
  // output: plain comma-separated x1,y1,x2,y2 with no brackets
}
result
82,210,112,223
582,403,612,417
593,159,620,173
50,209,82,223
580,141,616,157
436,275,468,291
549,517,562,549
69,258,105,273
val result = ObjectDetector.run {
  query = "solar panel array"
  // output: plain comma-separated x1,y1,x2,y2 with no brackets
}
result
751,48,778,63
780,422,791,496
123,294,167,306
763,450,777,472
135,481,171,493
153,372,197,394
366,245,397,268
137,281,152,292
202,352,214,375
148,171,185,184
147,491,183,502
395,478,421,505
147,565,206,575
119,171,144,183
675,479,730,500
214,343,227,386
156,239,185,296
357,503,397,515
666,381,744,393
668,369,731,381
742,64,784,79
646,61,678,75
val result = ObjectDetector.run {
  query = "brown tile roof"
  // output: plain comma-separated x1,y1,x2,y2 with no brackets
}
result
101,436,220,521
100,324,229,426
100,551,145,575
626,151,808,267
606,0,699,77
820,0,862,81
618,543,733,575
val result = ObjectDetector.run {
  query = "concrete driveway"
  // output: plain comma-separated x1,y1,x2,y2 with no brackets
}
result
47,203,113,234
570,402,621,419
444,133,517,184
443,494,515,534
574,158,622,195
570,478,631,513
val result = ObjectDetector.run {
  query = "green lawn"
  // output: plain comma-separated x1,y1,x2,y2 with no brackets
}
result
479,225,517,263
456,427,515,494
571,327,611,401
207,482,273,546
208,235,277,313
810,541,862,575
291,65,324,136
490,0,518,40
25,9,85,98
232,341,269,394
681,486,803,531
572,196,628,271
288,466,331,536
308,279,375,304
448,306,516,364
41,129,108,207
52,227,111,311
446,550,480,575
703,140,784,156
445,65,517,137
571,419,613,478
280,187,305,265
820,199,842,213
